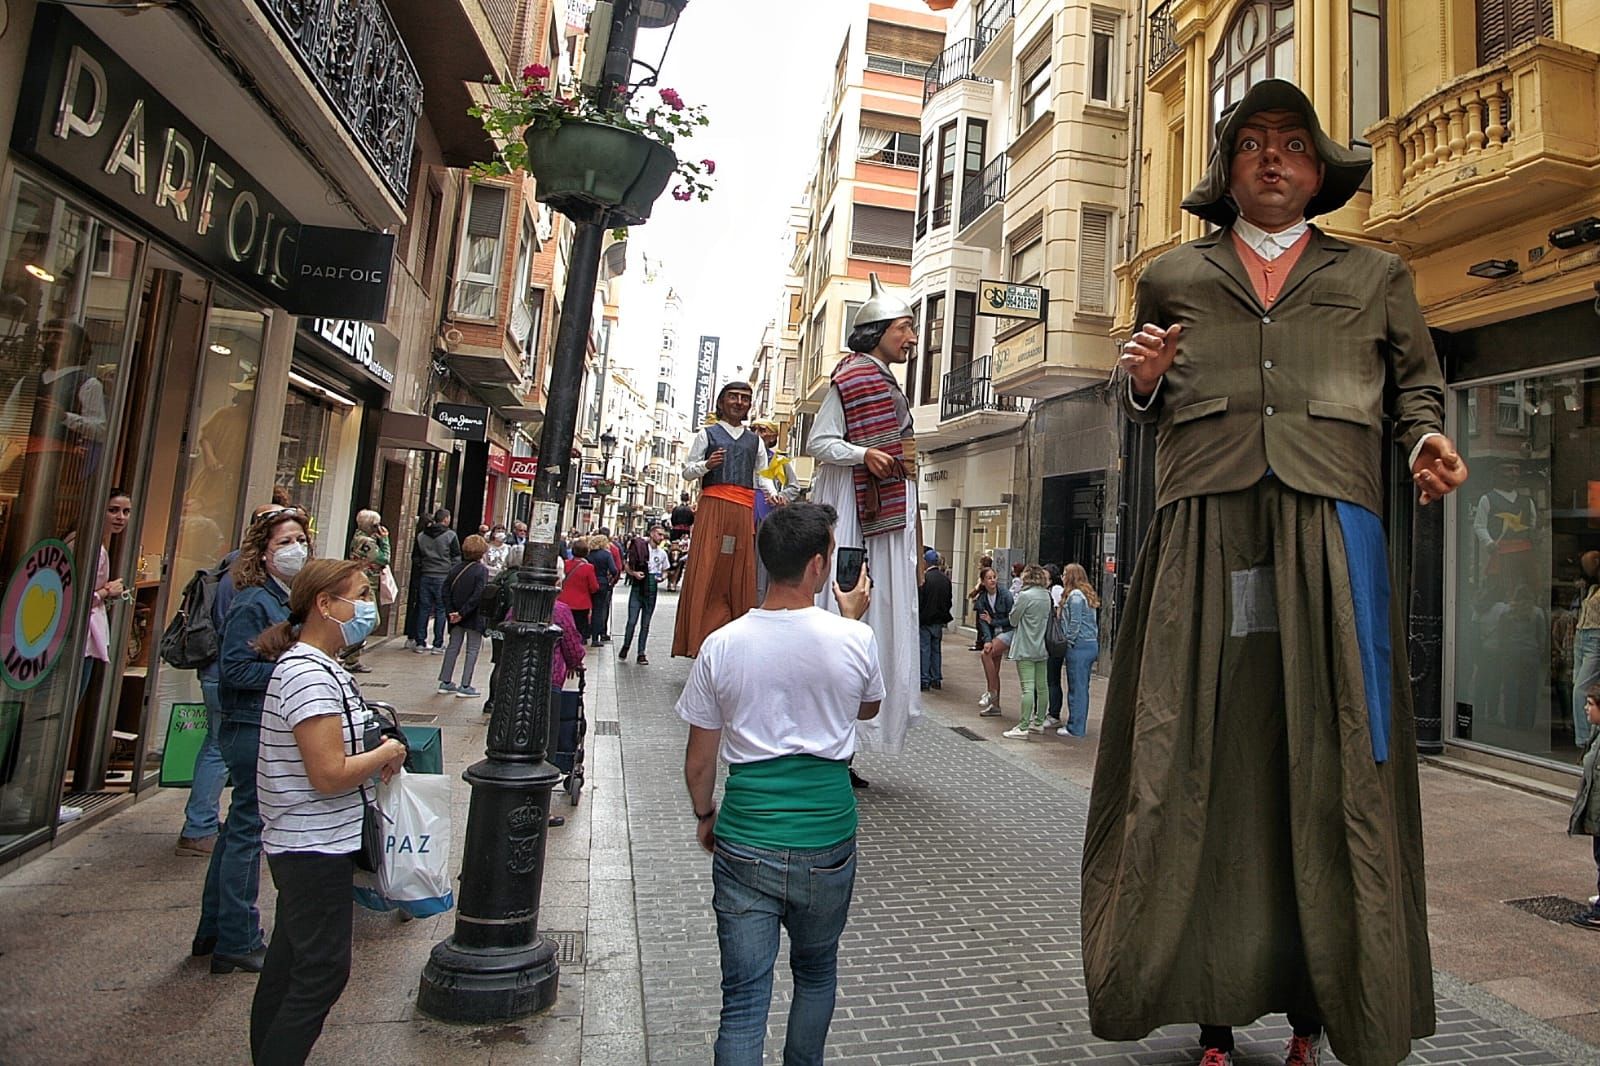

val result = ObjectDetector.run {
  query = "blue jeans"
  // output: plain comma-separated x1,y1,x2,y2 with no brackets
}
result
1064,642,1099,736
417,575,448,649
622,580,658,655
590,586,613,642
1046,656,1064,719
1574,630,1600,747
197,719,265,956
181,680,229,839
919,624,944,685
712,836,857,1066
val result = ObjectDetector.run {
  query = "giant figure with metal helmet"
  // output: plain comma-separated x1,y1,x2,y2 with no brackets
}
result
1080,80,1469,1066
806,274,923,763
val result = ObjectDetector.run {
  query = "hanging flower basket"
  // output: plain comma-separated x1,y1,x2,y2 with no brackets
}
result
523,123,678,226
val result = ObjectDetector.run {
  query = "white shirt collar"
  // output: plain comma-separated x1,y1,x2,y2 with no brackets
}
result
1233,216,1309,262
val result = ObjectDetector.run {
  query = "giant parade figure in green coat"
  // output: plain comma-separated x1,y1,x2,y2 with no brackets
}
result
1081,80,1469,1066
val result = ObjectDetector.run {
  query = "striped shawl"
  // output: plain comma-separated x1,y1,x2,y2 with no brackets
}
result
832,354,911,537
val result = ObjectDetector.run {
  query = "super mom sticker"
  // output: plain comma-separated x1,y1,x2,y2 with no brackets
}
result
1,539,77,691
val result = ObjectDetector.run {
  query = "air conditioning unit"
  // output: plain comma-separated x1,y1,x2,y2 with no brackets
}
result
950,498,962,508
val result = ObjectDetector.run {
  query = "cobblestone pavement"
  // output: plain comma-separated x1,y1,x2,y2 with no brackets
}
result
619,595,1583,1065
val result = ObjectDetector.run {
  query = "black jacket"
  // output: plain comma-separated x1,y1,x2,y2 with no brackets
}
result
589,545,618,590
918,567,953,625
445,560,489,633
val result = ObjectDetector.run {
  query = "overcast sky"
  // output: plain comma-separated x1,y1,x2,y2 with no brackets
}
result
607,1,941,413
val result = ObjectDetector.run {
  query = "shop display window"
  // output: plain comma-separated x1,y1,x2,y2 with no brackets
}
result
1451,369,1600,767
0,173,141,848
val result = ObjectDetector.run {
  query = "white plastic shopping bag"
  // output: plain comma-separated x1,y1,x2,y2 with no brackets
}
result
352,768,455,918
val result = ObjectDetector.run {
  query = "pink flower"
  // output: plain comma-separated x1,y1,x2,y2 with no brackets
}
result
672,187,693,201
523,63,551,80
660,88,685,111
700,159,716,175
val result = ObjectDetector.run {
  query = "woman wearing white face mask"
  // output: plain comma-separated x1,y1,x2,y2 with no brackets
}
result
194,507,312,975
249,559,406,1064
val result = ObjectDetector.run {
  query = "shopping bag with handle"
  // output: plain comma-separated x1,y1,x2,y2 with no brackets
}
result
352,768,455,917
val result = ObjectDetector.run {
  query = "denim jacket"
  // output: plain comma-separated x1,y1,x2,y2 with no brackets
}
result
1064,588,1099,648
976,587,1014,633
219,579,291,723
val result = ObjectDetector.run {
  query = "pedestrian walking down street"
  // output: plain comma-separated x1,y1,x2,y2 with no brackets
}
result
918,550,952,691
1569,689,1600,931
1084,79,1468,1066
587,533,619,646
1572,552,1600,747
672,382,779,658
620,524,670,665
670,491,695,542
249,559,406,1066
196,505,311,975
438,535,490,698
1057,563,1101,738
483,525,511,579
973,568,1013,716
1003,565,1052,740
807,274,925,768
678,502,883,1066
342,510,390,674
413,509,461,653
559,539,601,637
1044,564,1066,729
178,502,279,857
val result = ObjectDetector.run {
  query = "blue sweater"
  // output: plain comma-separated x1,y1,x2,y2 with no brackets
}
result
219,579,291,723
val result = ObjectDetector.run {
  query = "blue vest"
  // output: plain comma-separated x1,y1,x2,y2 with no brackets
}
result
702,423,759,490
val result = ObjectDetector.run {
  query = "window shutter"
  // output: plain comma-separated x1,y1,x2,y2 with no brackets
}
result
468,185,507,237
1020,32,1052,77
851,205,915,249
1478,0,1551,63
1009,213,1045,252
1078,208,1113,314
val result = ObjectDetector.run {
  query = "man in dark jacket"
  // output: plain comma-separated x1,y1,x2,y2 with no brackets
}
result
917,551,953,691
669,493,695,541
414,508,461,653
587,534,618,647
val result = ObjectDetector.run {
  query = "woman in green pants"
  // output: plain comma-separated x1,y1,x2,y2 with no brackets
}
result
1002,565,1053,740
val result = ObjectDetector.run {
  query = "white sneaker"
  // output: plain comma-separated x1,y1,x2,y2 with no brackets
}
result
1027,723,1045,734
1044,716,1062,728
58,805,83,823
1056,726,1076,737
977,691,994,709
1001,727,1030,740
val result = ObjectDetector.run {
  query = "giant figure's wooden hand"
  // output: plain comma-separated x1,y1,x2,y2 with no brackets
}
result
1412,436,1468,506
1119,322,1185,395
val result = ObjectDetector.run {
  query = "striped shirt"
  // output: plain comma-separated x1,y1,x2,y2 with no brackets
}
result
258,644,374,856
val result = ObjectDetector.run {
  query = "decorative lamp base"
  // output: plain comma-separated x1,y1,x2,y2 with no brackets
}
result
417,937,560,1023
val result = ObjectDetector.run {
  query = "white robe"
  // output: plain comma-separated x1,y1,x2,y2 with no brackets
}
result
808,375,921,755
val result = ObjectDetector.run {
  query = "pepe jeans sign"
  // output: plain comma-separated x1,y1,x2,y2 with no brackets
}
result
432,403,489,442
13,10,395,321
977,281,1047,321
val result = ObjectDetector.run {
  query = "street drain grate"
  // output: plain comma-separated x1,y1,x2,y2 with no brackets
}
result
1505,895,1589,923
593,720,621,736
546,930,585,964
398,713,439,724
949,726,987,742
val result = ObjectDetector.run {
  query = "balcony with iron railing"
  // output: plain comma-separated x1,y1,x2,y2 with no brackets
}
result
924,38,993,103
976,0,1014,53
850,240,913,263
1147,0,1181,78
940,356,1030,422
959,156,1007,231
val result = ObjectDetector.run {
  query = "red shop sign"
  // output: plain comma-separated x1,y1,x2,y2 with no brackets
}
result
508,457,538,479
487,453,510,475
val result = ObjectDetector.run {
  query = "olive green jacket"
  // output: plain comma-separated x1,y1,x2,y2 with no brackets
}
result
1123,226,1444,516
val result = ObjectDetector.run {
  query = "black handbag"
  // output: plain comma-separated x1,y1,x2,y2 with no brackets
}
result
1045,601,1073,659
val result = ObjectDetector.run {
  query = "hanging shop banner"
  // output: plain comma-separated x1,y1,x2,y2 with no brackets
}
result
692,336,720,427
977,281,1047,320
1,539,77,691
991,321,1047,381
13,9,395,321
432,403,489,441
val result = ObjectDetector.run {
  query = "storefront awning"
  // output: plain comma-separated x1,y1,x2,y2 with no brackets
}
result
376,411,454,453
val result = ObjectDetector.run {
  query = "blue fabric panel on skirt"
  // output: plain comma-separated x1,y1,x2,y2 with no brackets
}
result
1336,500,1392,763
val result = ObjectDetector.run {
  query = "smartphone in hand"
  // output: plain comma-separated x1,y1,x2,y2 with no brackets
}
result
836,546,867,593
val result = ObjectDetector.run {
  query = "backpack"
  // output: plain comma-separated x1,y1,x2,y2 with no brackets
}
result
159,562,228,670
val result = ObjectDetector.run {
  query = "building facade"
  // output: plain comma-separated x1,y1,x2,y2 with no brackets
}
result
1116,0,1600,775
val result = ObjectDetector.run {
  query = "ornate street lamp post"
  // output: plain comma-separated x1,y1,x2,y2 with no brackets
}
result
418,0,687,1023
599,429,618,530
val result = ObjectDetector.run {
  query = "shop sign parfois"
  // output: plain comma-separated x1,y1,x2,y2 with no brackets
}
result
1,539,77,691
13,9,395,321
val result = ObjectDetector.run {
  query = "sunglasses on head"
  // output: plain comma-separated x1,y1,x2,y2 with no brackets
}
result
253,506,309,525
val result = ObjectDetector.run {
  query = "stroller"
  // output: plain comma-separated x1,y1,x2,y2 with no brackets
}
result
549,666,587,806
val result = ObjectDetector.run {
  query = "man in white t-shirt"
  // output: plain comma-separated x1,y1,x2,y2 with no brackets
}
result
678,501,881,1065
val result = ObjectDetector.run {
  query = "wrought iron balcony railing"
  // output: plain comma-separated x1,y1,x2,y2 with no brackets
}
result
849,240,912,263
255,0,424,201
1147,0,1181,76
940,356,1029,421
916,211,929,240
959,155,1007,230
924,38,993,102
976,0,1014,53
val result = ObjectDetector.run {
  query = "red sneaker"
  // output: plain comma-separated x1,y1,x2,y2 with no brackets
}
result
1284,1034,1321,1066
1200,1050,1232,1066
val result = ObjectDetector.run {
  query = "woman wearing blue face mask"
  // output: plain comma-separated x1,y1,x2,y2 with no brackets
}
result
248,559,405,1065
195,507,312,975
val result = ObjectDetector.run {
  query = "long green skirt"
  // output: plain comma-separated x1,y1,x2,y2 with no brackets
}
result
1081,480,1434,1066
